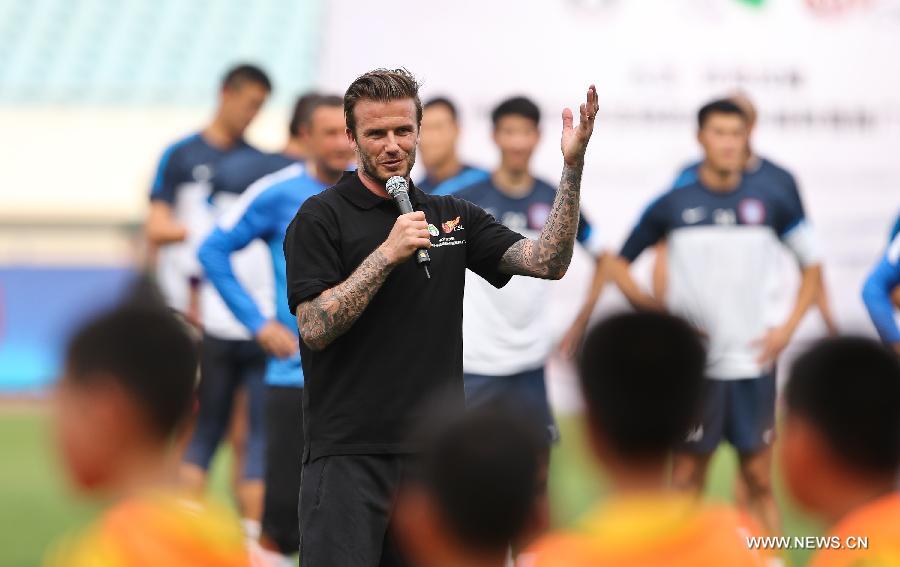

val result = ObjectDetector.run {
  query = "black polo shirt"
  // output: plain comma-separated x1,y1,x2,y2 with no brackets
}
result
284,171,525,461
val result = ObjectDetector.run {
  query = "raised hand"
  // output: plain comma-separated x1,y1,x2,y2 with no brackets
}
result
561,84,599,166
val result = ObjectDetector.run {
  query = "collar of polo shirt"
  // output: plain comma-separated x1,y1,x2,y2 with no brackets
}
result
337,171,424,210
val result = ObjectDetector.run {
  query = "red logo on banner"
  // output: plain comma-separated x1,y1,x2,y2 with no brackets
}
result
806,0,872,16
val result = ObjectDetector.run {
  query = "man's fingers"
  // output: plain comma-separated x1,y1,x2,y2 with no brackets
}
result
584,85,599,125
405,211,426,221
275,335,298,358
562,107,574,131
406,227,430,239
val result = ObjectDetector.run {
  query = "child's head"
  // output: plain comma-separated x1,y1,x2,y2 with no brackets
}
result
781,336,900,520
396,409,543,567
55,282,197,492
578,312,707,471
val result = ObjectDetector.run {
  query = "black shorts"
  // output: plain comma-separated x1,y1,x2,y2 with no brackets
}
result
679,373,777,455
262,385,303,554
299,454,412,567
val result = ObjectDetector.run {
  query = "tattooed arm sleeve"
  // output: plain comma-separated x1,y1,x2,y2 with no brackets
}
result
295,248,394,351
498,162,583,280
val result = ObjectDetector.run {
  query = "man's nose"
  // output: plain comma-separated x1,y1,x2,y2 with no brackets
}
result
384,132,402,153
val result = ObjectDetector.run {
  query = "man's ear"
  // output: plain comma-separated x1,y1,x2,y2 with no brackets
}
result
346,127,357,150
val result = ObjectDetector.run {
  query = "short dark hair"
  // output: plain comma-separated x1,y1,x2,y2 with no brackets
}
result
786,336,900,475
64,278,198,440
221,63,272,92
288,92,321,137
289,93,343,136
697,98,746,129
415,409,543,553
424,97,458,121
344,68,422,138
579,312,706,461
492,96,540,128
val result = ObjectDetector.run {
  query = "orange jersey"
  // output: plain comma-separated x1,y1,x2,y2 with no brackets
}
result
45,492,249,567
527,494,768,567
809,492,900,567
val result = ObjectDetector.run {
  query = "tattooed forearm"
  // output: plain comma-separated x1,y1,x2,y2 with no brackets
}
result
499,161,584,279
296,248,393,351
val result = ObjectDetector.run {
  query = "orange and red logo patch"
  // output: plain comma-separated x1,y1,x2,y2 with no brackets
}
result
441,216,461,234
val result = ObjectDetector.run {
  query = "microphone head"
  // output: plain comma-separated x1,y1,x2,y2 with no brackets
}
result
386,176,408,198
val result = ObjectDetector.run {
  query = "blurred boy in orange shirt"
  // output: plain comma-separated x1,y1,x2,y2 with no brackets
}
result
780,337,900,567
45,281,249,567
527,312,767,567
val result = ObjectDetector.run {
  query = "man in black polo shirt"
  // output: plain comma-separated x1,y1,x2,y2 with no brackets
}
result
284,68,598,567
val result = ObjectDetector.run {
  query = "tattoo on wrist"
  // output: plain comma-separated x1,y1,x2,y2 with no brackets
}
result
499,162,583,279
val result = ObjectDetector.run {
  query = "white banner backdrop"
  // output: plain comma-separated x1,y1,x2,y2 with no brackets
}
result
317,0,900,410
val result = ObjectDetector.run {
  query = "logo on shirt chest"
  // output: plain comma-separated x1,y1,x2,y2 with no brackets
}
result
528,203,552,230
432,216,466,248
737,198,767,225
441,216,463,234
713,208,738,226
681,206,707,224
192,164,213,182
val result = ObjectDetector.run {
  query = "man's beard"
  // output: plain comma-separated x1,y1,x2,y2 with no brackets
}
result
358,146,417,184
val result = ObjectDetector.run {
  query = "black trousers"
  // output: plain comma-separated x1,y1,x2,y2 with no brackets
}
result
262,385,304,554
298,454,412,567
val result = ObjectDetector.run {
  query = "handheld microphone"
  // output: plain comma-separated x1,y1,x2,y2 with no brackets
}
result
386,176,431,279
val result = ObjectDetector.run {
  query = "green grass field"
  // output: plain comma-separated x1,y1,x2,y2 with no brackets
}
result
0,407,823,566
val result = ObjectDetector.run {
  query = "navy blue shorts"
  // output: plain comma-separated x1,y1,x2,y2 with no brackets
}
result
679,372,777,455
464,366,559,445
183,333,267,480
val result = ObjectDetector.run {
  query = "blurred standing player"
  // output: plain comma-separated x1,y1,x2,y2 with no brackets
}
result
200,95,353,562
46,281,249,567
453,96,607,542
164,65,273,538
145,64,271,323
862,231,900,354
609,100,823,535
192,93,323,516
416,97,488,195
652,92,838,335
780,337,900,566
